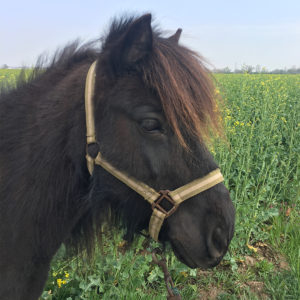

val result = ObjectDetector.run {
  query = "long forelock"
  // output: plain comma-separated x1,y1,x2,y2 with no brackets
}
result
141,37,222,146
100,15,222,146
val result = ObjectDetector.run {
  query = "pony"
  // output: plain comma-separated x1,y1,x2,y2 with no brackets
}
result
0,14,235,300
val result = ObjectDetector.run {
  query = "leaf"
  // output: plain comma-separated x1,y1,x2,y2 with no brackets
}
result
247,244,258,253
190,284,198,292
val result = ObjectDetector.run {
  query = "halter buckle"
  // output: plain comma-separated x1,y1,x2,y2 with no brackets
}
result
152,190,178,217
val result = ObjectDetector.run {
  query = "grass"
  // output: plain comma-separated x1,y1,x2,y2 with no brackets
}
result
1,71,299,299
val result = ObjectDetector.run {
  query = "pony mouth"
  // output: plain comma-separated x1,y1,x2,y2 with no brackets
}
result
170,239,197,268
170,239,221,269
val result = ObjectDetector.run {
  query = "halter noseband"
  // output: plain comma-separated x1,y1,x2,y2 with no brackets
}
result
85,61,224,241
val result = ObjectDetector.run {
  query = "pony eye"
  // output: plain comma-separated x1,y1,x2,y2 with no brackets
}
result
140,118,162,132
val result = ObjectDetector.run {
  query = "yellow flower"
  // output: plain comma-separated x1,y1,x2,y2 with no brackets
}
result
281,117,287,123
57,278,67,288
64,271,70,278
57,278,63,288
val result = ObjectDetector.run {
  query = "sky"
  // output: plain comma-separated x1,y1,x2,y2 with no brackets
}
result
1,0,299,70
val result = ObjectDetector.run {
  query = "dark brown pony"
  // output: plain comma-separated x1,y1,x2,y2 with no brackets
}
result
0,14,235,300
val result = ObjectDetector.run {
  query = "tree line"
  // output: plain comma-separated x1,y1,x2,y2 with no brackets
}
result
212,64,300,74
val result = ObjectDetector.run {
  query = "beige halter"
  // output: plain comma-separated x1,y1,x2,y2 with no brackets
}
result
85,61,224,241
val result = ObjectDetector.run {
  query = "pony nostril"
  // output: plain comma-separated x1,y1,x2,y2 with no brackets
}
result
207,227,228,259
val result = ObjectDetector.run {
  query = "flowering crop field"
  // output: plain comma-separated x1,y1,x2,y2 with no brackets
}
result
0,69,31,94
1,71,299,299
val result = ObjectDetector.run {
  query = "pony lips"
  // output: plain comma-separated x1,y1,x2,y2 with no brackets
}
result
85,60,225,241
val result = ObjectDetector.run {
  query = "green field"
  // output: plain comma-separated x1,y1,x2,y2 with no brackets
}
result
1,71,299,299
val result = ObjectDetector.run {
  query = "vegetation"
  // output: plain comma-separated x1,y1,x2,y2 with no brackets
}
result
1,71,299,299
0,68,31,94
213,64,300,74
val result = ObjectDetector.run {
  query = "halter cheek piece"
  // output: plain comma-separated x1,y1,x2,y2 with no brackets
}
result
85,61,224,241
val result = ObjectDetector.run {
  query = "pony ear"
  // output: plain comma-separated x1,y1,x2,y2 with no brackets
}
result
168,28,182,43
114,14,153,69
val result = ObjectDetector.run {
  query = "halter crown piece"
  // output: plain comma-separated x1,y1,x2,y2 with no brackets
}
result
85,61,224,241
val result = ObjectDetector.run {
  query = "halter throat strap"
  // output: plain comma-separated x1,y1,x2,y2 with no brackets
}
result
85,61,224,241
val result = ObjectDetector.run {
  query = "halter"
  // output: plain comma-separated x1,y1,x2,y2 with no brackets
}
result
85,61,224,241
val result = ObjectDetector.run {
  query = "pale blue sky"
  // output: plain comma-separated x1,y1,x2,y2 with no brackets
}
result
1,0,299,70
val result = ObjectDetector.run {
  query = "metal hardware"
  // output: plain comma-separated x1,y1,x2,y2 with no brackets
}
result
152,190,178,217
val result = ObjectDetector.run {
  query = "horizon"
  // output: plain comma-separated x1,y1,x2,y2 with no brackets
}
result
1,1,299,70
